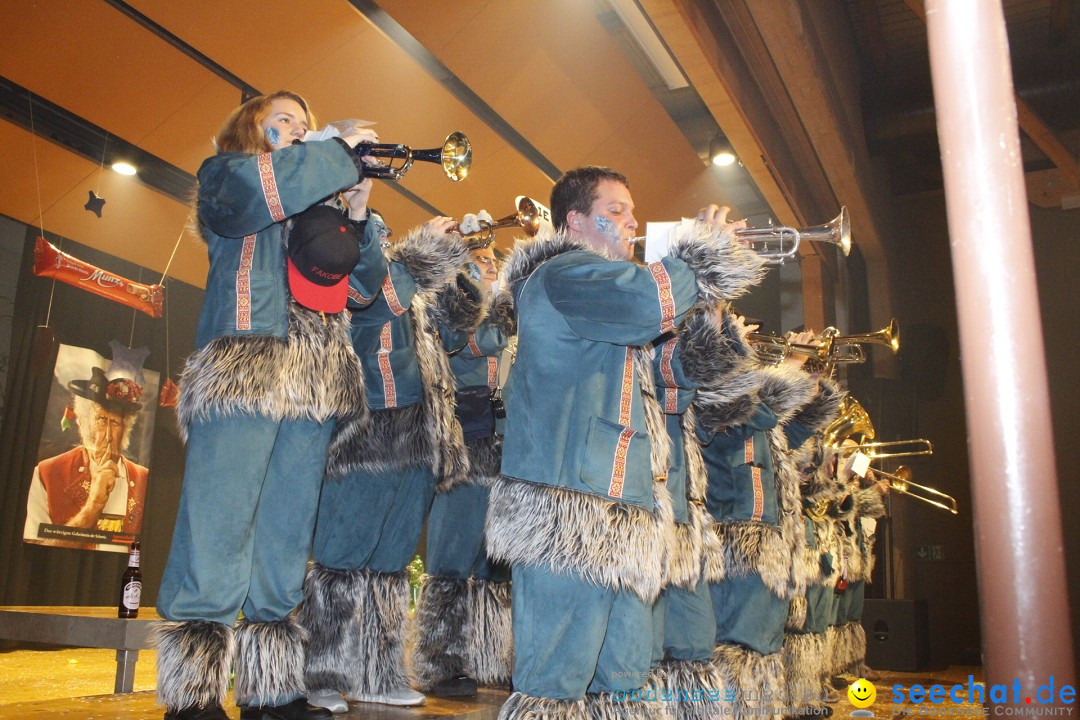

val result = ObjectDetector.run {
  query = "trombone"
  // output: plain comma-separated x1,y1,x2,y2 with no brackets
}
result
461,197,544,250
875,465,958,514
846,438,934,460
737,206,851,264
357,131,472,182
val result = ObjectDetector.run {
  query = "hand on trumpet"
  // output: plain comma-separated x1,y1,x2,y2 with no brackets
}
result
422,216,462,237
782,330,817,370
695,204,748,238
336,125,380,150
341,178,374,221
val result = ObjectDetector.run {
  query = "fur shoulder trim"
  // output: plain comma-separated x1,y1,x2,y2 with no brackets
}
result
386,227,468,293
666,222,768,304
677,307,753,388
501,232,590,290
790,376,844,435
488,291,517,337
693,370,761,434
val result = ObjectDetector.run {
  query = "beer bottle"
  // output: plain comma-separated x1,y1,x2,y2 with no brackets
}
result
118,541,142,618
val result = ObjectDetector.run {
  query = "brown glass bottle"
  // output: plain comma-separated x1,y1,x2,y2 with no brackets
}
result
118,541,142,618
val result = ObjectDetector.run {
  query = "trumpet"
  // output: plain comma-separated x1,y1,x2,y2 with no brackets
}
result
357,132,471,182
738,206,851,264
748,319,898,371
461,197,544,250
875,465,958,514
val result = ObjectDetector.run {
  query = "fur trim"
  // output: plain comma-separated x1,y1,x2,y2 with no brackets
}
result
712,643,785,720
787,596,808,631
666,222,768,305
326,292,470,489
498,692,589,720
386,227,468,293
177,303,365,441
297,564,366,695
233,617,307,707
677,307,751,389
692,370,761,435
756,365,817,426
583,690,654,720
489,290,518,338
829,622,866,676
855,486,887,519
706,425,806,599
502,234,590,292
466,434,503,483
682,408,709,504
790,377,844,435
154,620,233,711
351,569,413,696
466,577,513,686
430,274,485,333
668,502,707,591
486,476,672,603
412,292,471,492
411,575,470,690
783,631,829,714
654,658,727,720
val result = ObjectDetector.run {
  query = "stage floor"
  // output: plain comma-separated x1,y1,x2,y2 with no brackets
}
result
0,644,984,720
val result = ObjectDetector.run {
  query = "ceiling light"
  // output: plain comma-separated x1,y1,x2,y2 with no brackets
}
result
607,0,688,90
112,161,137,176
709,133,738,167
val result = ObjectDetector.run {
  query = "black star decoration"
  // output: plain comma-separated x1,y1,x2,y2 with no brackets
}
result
84,190,105,218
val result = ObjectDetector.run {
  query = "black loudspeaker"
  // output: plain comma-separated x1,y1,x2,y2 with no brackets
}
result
899,324,950,401
862,599,930,671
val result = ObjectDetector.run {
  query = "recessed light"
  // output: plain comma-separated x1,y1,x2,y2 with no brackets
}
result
112,162,137,176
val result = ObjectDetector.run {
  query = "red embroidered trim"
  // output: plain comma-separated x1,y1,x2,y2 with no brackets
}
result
608,427,637,499
378,322,397,407
486,357,498,389
468,334,483,357
648,262,676,333
236,234,256,330
751,466,764,521
256,153,285,223
348,286,373,305
619,348,634,426
382,275,405,316
744,437,755,464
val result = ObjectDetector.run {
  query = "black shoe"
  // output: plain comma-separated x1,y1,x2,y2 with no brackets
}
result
239,698,334,720
165,706,230,720
429,674,478,697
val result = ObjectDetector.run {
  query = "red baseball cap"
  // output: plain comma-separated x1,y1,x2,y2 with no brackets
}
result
286,205,361,313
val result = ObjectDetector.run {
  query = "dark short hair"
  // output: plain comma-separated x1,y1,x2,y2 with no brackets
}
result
550,166,630,231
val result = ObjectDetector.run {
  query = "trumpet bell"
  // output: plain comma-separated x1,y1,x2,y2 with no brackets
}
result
737,206,852,263
463,196,543,250
358,131,472,182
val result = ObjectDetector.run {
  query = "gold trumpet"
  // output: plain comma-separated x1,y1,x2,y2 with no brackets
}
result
737,206,851,264
875,465,958,514
461,197,544,250
748,319,898,371
357,132,472,182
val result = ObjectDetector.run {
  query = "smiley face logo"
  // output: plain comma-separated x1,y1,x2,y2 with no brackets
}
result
848,678,877,708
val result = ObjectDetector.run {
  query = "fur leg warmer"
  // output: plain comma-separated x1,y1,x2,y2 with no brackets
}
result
498,692,589,720
233,616,307,707
782,632,829,715
830,622,866,677
350,568,413,696
712,644,785,720
154,620,234,712
654,658,727,720
297,564,366,695
466,577,514,687
411,575,471,690
583,689,657,720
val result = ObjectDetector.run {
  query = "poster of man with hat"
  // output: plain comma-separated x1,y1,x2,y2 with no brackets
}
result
23,344,159,552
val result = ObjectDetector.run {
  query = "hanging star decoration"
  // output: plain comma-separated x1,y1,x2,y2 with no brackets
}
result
84,190,105,217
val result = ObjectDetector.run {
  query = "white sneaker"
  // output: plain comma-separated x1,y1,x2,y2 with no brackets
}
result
307,689,349,714
349,687,427,706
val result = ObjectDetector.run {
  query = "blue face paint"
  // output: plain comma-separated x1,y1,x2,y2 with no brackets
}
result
595,215,621,244
465,261,483,283
265,126,281,147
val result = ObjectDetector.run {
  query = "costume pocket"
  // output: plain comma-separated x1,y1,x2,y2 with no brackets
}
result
728,434,779,525
206,269,280,334
579,416,652,505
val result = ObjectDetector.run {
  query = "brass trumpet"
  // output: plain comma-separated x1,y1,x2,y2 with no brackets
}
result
737,206,851,264
357,131,471,182
461,196,544,250
748,319,898,371
875,465,958,514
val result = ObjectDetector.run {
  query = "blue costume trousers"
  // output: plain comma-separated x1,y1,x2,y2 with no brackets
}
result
158,412,333,625
803,584,839,635
835,580,865,624
710,573,788,655
652,575,717,665
313,464,435,571
425,482,508,581
511,564,653,700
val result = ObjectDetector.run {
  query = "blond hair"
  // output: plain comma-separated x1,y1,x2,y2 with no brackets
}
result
213,91,317,154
